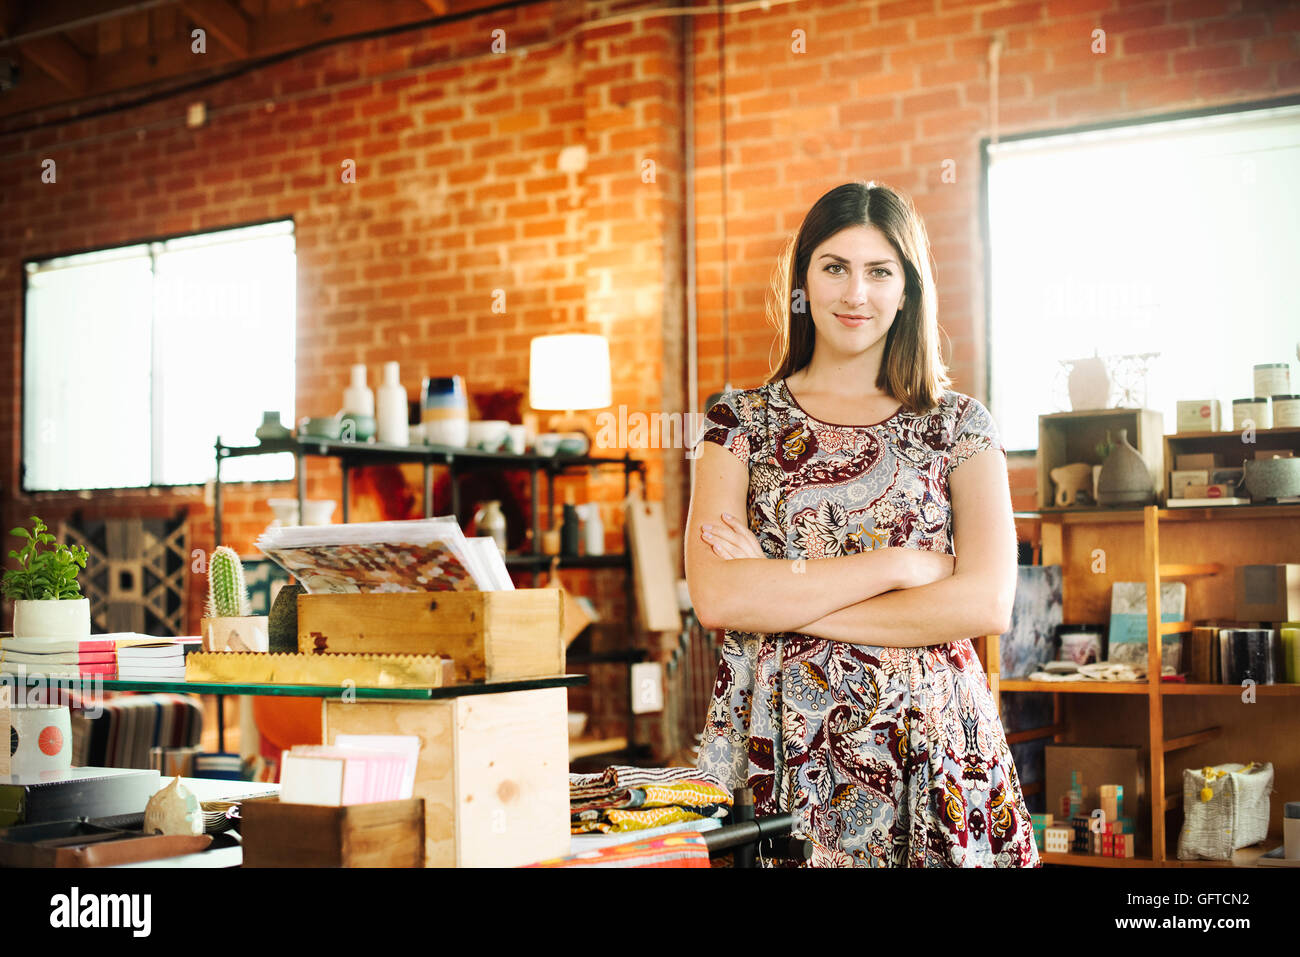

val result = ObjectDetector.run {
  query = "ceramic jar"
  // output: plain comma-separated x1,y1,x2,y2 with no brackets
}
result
1096,428,1154,506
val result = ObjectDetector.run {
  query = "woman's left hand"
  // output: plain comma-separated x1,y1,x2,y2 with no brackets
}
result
699,512,764,560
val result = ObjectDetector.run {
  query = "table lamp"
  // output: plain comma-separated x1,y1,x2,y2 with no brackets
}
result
529,335,612,448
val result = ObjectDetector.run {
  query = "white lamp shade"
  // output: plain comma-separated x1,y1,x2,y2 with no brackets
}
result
529,334,612,410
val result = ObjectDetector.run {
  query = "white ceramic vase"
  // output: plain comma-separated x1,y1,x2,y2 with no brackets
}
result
200,615,270,652
1067,357,1111,411
11,598,91,641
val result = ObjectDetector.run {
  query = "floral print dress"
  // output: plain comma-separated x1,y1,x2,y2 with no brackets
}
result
692,378,1040,868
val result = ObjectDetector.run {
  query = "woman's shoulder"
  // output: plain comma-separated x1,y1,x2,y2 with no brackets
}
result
706,381,781,418
917,388,990,420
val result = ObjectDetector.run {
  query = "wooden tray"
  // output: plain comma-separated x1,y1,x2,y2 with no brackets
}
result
184,652,453,688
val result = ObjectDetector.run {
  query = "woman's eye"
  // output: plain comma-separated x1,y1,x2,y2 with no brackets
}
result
824,264,892,278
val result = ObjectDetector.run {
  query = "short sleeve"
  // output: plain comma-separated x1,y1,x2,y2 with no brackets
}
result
945,394,1004,480
692,389,752,464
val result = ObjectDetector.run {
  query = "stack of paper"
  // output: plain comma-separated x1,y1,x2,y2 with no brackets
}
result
255,516,513,593
116,638,202,680
0,636,120,677
279,735,419,806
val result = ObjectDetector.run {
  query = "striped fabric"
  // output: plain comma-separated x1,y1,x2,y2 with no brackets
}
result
570,765,731,803
570,765,734,835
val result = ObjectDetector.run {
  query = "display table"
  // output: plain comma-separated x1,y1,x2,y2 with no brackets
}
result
3,673,586,867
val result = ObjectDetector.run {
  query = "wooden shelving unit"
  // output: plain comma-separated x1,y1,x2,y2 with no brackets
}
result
210,436,652,764
991,499,1300,868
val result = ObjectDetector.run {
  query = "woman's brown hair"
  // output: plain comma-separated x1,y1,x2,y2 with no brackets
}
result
766,181,951,413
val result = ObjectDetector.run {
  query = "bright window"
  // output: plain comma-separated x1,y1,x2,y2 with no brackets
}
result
985,103,1300,452
23,220,296,490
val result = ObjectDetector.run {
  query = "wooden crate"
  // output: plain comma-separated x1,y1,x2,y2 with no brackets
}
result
240,797,425,867
1038,409,1165,509
1163,426,1300,500
321,687,570,868
298,589,565,683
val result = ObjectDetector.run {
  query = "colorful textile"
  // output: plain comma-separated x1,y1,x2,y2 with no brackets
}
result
569,764,730,802
524,833,712,868
572,803,730,834
571,779,733,814
692,380,1041,869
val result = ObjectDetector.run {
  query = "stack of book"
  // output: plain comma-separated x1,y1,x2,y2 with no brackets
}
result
116,638,202,681
0,634,204,680
0,636,120,678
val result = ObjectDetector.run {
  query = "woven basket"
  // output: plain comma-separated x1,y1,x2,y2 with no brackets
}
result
1176,761,1274,861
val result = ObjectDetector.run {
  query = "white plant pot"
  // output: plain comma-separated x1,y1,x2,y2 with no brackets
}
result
11,598,91,641
200,616,269,653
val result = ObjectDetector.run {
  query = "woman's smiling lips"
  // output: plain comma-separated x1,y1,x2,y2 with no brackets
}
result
834,312,872,327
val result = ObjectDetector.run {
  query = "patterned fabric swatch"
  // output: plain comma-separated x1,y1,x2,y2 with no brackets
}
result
524,833,712,868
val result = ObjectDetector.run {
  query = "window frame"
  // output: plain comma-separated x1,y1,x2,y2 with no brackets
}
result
19,215,298,494
978,93,1300,454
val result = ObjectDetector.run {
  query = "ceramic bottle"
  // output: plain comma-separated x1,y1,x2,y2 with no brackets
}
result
343,364,375,416
376,361,409,446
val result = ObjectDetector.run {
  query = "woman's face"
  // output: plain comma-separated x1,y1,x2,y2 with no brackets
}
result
802,224,908,362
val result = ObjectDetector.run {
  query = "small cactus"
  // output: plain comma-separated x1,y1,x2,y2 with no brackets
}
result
206,546,251,618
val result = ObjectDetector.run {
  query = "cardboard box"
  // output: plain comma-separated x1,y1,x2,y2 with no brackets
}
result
1100,783,1125,821
1047,745,1147,848
1044,825,1071,854
1235,564,1300,622
1176,400,1221,433
1184,483,1237,499
1169,470,1209,497
1175,452,1223,470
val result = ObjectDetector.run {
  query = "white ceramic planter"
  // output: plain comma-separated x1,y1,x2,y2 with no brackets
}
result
11,598,91,641
200,615,269,652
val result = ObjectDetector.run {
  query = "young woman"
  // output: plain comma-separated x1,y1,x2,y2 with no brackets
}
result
684,181,1040,868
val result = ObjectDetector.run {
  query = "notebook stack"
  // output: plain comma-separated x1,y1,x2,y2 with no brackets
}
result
116,638,202,681
0,637,120,678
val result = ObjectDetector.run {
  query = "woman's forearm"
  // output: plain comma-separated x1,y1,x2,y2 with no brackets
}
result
697,548,908,634
789,572,1010,648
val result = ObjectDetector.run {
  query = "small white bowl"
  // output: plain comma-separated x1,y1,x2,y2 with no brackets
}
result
534,433,563,456
567,712,588,738
467,420,510,452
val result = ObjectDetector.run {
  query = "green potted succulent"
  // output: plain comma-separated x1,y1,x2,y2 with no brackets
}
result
2,516,91,641
200,546,268,652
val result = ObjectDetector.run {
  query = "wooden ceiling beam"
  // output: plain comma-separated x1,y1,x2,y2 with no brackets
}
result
178,0,250,58
18,34,89,95
0,0,513,122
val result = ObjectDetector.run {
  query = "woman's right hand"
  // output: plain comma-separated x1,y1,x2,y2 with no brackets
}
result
891,547,956,590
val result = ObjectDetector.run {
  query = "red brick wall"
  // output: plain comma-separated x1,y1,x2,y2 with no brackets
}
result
1,0,1298,755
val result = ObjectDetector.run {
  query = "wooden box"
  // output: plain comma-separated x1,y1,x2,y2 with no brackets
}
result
298,589,565,683
1038,409,1164,509
321,687,570,867
1164,427,1300,501
240,797,425,867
